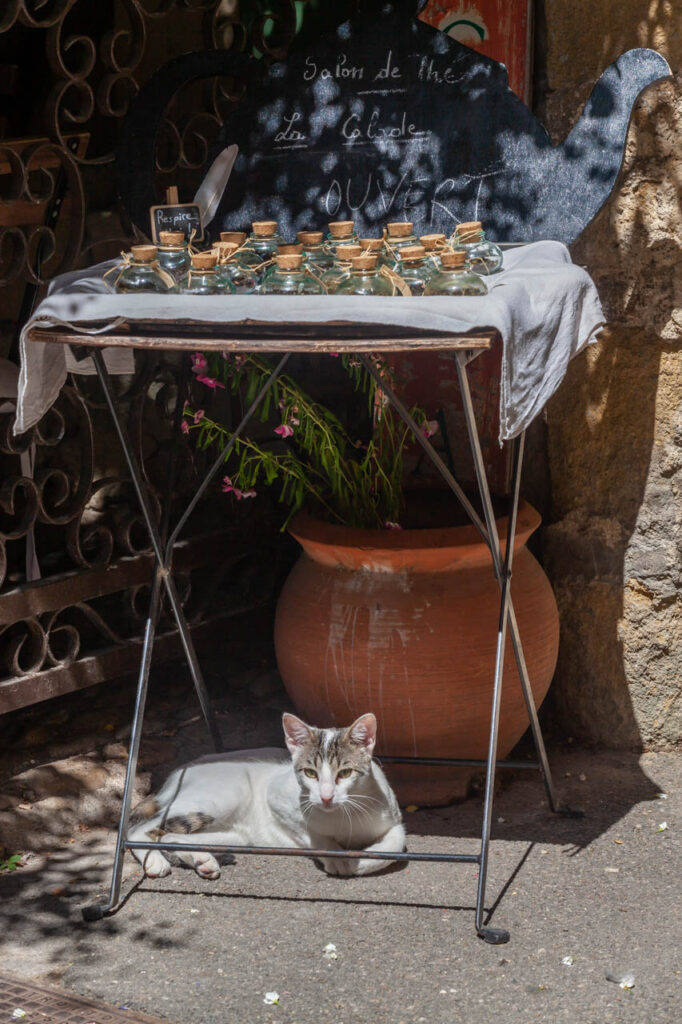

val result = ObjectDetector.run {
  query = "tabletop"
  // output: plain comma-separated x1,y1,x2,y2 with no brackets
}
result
25,320,499,355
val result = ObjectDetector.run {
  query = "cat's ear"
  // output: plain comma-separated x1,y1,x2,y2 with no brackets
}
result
282,712,313,753
346,713,377,755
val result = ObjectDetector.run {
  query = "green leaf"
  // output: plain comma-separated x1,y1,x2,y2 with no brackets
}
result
0,854,22,871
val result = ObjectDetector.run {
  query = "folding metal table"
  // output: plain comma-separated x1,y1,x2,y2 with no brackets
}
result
26,319,579,944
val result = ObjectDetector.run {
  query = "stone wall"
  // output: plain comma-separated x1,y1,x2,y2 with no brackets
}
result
539,0,681,748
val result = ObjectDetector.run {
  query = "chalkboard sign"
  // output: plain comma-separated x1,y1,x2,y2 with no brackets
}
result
150,203,203,243
118,1,670,245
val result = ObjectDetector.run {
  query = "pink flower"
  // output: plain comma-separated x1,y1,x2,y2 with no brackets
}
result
424,420,439,439
384,521,403,530
193,409,205,424
274,424,294,438
191,353,207,374
329,353,339,358
181,421,190,435
196,375,225,390
222,475,257,500
289,417,300,427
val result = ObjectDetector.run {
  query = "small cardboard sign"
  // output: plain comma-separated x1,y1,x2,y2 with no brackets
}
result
150,202,203,243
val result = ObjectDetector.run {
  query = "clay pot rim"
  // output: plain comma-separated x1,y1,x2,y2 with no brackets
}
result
289,500,540,568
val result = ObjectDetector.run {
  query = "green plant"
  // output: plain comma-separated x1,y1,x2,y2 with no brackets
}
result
0,854,22,871
183,352,435,530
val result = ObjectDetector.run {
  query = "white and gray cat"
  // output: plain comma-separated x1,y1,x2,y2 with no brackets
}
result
128,711,405,879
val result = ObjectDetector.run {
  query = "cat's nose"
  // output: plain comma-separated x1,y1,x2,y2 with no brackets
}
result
321,794,334,806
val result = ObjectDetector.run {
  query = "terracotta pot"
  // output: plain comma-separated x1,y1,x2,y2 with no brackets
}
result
274,501,559,806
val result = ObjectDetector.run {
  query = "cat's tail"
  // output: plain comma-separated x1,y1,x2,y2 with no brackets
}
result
129,796,160,824
147,812,215,841
127,807,219,877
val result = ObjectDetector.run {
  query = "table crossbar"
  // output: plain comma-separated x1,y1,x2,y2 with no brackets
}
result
125,841,481,865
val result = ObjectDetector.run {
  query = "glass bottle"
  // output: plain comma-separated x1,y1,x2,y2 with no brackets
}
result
243,221,284,263
420,233,447,270
321,243,362,293
114,245,172,294
396,245,433,296
451,221,503,275
326,220,359,246
179,251,234,295
298,231,333,273
259,254,326,295
335,255,394,296
384,221,418,266
220,231,261,271
214,242,257,293
219,232,261,272
156,231,191,285
424,250,488,296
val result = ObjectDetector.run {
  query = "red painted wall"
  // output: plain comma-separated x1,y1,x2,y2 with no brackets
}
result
419,0,532,101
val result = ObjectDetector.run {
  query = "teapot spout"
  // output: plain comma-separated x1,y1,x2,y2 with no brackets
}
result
540,49,671,241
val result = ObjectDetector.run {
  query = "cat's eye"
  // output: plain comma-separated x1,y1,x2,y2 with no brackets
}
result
337,768,353,779
303,768,318,779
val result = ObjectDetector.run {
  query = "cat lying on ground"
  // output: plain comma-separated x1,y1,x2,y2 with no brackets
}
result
128,711,406,879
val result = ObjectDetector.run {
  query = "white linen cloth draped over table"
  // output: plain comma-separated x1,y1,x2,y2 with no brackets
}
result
16,241,604,441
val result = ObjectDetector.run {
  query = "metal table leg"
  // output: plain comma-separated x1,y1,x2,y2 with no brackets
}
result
359,352,574,944
83,349,289,920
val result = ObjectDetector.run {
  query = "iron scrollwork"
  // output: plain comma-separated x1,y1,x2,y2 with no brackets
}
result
0,1,311,706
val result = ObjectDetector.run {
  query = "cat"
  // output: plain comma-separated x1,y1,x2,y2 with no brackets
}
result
128,711,406,879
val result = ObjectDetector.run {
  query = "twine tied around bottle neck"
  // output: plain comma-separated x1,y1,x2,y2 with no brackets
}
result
452,221,484,245
302,262,329,291
102,251,176,292
379,265,411,297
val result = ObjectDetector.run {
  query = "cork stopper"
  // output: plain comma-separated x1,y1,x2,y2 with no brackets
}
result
277,243,303,255
298,231,324,245
386,221,414,238
275,254,304,271
328,220,355,238
440,250,467,269
220,231,246,245
350,255,378,272
456,221,483,241
131,245,157,262
360,238,384,252
191,251,217,270
420,233,446,250
158,231,185,246
215,242,238,258
399,245,426,262
336,244,362,260
252,220,278,237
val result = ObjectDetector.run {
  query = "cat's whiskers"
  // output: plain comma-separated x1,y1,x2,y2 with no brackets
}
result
341,800,355,839
344,797,376,826
346,791,383,806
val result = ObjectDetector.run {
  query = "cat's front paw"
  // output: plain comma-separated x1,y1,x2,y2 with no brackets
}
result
355,857,391,876
192,852,221,880
321,856,356,877
142,851,172,878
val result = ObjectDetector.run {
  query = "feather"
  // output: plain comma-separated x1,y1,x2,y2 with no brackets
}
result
193,144,239,227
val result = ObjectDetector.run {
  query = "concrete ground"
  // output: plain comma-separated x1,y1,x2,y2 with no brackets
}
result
0,639,680,1024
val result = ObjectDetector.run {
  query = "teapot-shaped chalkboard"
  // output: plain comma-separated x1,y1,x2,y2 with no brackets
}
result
118,0,670,243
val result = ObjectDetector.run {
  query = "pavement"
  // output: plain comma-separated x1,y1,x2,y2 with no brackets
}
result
0,641,680,1024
